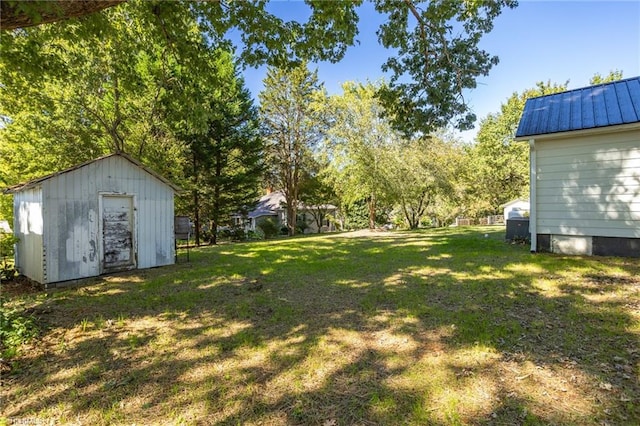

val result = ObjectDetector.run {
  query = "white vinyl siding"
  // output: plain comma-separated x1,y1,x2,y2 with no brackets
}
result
535,129,640,238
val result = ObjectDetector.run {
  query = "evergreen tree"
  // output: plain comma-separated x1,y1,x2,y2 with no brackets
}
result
259,64,325,236
183,51,264,245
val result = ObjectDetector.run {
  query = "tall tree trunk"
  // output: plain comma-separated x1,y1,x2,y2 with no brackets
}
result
192,152,201,246
401,202,413,229
211,147,222,245
286,196,297,236
368,194,376,229
313,209,323,233
193,189,200,246
285,162,298,236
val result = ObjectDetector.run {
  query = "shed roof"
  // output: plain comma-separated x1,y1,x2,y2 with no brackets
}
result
499,198,529,209
3,152,182,193
515,76,640,138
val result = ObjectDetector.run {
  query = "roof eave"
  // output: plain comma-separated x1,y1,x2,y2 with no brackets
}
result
3,181,41,194
499,198,529,208
514,121,640,142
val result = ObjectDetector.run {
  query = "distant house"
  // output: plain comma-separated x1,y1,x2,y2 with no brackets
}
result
4,153,181,287
500,198,530,222
245,191,338,234
514,76,640,257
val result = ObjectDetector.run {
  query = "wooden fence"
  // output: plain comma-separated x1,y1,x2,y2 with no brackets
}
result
457,215,504,226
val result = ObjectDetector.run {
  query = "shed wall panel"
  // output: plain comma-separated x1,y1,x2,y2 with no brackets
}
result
136,178,148,268
535,129,640,239
156,194,175,266
13,187,44,283
43,164,101,283
136,178,153,268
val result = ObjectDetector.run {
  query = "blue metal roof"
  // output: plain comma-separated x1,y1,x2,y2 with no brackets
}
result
515,76,640,138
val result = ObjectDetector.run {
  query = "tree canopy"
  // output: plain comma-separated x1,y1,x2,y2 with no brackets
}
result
1,0,518,135
0,2,265,240
321,82,398,229
590,69,625,85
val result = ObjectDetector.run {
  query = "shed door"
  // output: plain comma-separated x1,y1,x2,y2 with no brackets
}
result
101,195,136,271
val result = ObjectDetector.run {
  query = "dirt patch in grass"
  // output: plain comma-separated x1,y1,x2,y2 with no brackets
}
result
1,227,639,425
1,275,43,296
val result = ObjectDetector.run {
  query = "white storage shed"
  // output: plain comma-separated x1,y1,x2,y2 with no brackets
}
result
500,198,530,222
515,77,640,257
5,153,180,287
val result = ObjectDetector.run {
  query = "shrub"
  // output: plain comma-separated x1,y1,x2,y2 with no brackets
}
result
247,227,265,241
0,233,19,283
296,220,309,235
229,226,246,241
0,233,17,259
217,226,246,242
1,262,17,282
0,299,39,359
257,218,279,239
217,228,232,240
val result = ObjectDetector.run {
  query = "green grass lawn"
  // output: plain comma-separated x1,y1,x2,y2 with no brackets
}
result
1,227,639,425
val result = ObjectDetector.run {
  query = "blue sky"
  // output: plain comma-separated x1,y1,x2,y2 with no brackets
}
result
238,0,640,142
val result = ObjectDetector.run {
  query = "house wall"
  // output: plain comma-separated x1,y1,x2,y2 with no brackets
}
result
251,210,337,234
41,155,175,284
534,128,640,255
13,186,44,283
299,209,337,234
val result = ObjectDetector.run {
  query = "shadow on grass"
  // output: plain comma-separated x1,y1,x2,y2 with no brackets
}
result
2,227,639,424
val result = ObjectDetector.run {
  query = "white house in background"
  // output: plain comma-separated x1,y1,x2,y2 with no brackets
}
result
500,198,530,222
514,76,640,257
243,190,338,234
4,153,181,287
